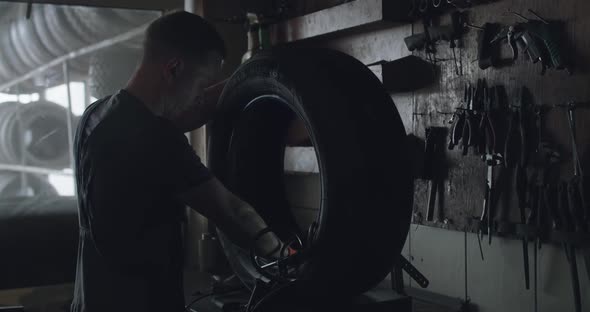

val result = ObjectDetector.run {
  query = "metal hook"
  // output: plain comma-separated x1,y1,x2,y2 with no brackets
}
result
510,10,530,22
528,9,550,25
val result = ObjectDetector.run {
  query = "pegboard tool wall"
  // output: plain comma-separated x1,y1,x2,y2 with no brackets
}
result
292,0,590,235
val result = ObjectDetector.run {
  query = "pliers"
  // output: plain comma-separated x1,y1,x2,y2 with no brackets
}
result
506,86,530,289
448,109,465,150
461,84,475,155
490,24,519,61
504,87,527,169
448,85,469,150
479,81,497,154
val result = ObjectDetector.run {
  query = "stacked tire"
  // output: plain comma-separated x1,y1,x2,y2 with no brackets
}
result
0,100,70,196
0,100,71,169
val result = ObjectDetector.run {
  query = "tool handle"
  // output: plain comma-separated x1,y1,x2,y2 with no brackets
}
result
520,32,544,63
478,23,496,69
526,21,569,70
426,180,436,222
448,137,456,150
558,182,574,231
576,177,588,224
452,112,465,148
544,184,561,230
527,184,539,225
399,255,429,288
448,112,460,150
567,180,585,232
404,33,428,51
481,116,496,154
461,116,470,155
516,166,528,223
566,245,582,312
518,115,528,167
504,114,517,168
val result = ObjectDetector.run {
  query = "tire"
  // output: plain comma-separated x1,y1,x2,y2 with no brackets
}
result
0,101,72,169
209,48,413,297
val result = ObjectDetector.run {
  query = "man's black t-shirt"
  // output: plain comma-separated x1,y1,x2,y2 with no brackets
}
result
71,90,212,312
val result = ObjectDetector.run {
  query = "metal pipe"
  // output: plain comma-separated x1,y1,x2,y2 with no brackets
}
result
184,0,211,272
0,163,73,176
15,84,28,194
62,61,75,170
0,23,150,92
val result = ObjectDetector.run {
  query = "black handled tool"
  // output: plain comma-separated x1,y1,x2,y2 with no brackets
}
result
504,87,528,169
562,102,590,289
448,110,465,150
558,182,582,312
461,84,478,156
400,255,430,288
425,127,447,222
479,81,497,155
506,87,530,289
489,10,571,74
480,153,502,244
477,23,500,69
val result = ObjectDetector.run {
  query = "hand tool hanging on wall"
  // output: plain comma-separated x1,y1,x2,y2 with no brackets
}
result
528,105,561,311
424,127,448,223
556,102,590,285
449,81,485,156
489,9,571,74
462,83,481,156
477,23,501,69
404,11,467,74
558,182,582,312
448,88,467,150
504,86,531,289
478,80,502,245
478,80,497,155
480,153,502,244
558,101,589,312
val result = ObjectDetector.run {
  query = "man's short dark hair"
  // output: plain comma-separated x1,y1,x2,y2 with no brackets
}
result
143,11,226,63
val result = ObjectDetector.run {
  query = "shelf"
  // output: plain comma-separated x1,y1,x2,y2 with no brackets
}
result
0,163,73,176
269,0,413,44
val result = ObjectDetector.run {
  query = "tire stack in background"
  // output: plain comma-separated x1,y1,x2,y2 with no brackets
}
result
0,100,71,197
0,4,157,93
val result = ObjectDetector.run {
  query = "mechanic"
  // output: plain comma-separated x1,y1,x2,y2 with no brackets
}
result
71,11,281,312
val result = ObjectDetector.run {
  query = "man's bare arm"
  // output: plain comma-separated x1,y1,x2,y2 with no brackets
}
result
175,177,281,257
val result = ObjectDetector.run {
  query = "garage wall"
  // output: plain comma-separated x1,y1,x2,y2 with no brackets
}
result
279,0,590,311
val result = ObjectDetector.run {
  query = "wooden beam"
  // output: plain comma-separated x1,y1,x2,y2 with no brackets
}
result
270,0,413,44
1,0,182,11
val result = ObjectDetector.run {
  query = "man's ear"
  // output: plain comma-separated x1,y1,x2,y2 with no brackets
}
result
164,58,184,83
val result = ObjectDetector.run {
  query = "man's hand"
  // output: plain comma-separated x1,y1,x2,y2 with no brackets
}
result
175,177,282,257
